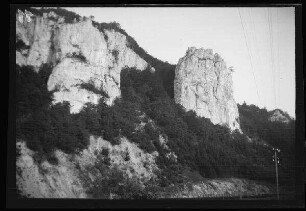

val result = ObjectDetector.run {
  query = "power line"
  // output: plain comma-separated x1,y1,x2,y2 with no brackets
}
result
246,9,257,77
239,8,260,104
245,9,259,96
268,8,276,108
249,9,265,106
271,9,276,108
238,8,262,106
276,8,280,109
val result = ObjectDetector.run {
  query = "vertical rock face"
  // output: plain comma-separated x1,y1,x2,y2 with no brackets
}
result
16,12,151,113
174,47,240,131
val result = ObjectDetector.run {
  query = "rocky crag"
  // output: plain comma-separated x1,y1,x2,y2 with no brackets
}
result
268,109,291,123
174,47,241,131
15,9,275,199
16,11,153,113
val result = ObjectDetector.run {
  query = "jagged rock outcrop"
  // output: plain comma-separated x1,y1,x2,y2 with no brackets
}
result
174,47,240,131
268,109,291,123
16,12,152,113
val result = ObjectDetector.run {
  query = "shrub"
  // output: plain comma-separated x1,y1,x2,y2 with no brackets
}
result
16,64,53,118
118,65,295,184
112,49,119,63
16,65,90,163
16,7,295,188
124,151,130,162
67,52,87,63
79,81,106,96
130,130,156,154
81,155,159,199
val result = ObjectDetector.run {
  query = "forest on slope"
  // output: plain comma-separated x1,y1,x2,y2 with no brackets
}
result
16,7,295,197
16,63,295,185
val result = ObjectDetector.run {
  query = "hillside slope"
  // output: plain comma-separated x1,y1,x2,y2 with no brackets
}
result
15,7,295,199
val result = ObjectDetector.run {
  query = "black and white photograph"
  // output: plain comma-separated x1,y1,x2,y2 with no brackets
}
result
8,3,304,209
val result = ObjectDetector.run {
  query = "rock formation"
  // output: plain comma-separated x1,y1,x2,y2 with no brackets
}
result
16,136,159,198
16,12,152,113
174,47,240,131
268,109,291,123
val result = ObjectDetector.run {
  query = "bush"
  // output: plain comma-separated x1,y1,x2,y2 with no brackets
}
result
130,130,156,154
16,65,91,163
112,49,119,63
67,52,87,63
16,7,295,187
117,66,295,184
78,81,107,96
16,64,53,118
81,156,159,199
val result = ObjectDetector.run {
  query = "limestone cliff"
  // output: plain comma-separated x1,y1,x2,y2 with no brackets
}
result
174,47,240,131
16,11,152,113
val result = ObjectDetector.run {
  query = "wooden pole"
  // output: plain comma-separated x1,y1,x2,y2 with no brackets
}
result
274,149,280,200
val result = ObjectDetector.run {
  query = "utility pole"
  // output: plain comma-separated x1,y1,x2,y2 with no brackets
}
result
272,147,280,200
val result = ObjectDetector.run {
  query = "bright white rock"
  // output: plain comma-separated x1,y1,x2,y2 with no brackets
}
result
174,47,241,131
16,13,151,113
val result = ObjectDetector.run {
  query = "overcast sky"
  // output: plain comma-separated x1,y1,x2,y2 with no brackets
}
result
65,7,295,118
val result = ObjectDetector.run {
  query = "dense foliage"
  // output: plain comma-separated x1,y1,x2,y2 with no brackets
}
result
118,68,279,182
16,65,90,164
238,103,295,184
79,153,161,199
16,64,295,188
16,65,155,163
16,7,295,191
238,103,295,151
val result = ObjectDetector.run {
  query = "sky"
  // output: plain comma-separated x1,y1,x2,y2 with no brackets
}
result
65,7,295,118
